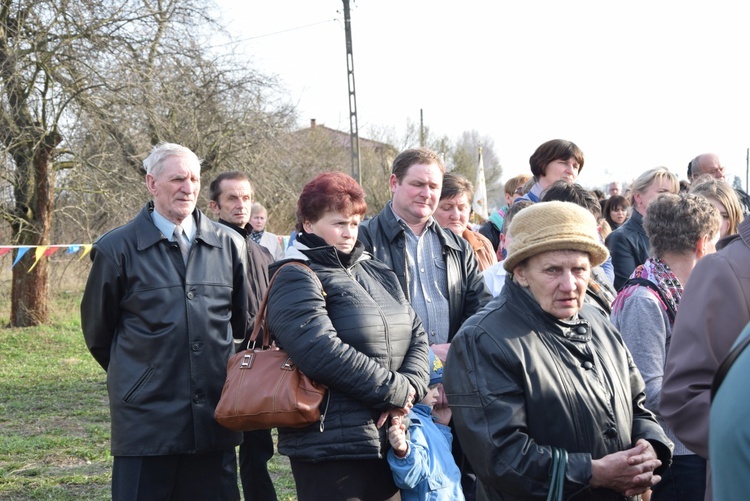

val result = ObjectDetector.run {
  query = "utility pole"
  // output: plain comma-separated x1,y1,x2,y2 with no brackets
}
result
420,109,424,147
342,0,361,185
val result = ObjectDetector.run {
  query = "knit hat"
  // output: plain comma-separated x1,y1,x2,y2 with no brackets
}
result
503,201,609,272
428,348,444,386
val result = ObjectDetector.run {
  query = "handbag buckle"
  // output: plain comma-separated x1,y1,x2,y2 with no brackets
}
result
240,353,255,369
281,358,296,371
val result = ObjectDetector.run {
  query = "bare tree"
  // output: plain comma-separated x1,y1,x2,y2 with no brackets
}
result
248,122,395,233
0,0,294,325
448,130,504,208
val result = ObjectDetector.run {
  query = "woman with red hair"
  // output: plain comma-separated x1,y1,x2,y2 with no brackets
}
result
266,172,430,501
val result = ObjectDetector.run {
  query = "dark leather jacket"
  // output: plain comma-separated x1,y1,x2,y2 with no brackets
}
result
81,203,249,455
358,202,491,341
444,278,673,501
267,241,430,461
605,210,649,290
217,218,273,332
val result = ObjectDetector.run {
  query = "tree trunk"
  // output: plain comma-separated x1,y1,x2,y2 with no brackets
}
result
9,150,55,327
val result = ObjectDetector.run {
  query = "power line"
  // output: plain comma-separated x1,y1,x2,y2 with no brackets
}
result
240,18,339,42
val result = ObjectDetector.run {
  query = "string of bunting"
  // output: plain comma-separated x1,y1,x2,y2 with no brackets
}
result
0,244,93,272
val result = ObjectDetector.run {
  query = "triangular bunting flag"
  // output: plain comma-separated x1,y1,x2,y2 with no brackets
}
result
78,244,93,260
28,246,48,272
11,247,31,268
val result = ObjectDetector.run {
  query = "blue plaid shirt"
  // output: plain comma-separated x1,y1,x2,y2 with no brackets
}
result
391,205,450,344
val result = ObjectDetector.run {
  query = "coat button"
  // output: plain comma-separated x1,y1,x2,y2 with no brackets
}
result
192,342,200,351
605,427,617,438
187,291,194,299
577,325,588,334
582,361,593,370
192,395,200,404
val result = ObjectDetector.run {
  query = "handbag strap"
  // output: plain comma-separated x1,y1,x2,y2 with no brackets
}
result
547,447,567,501
243,260,324,349
712,330,750,401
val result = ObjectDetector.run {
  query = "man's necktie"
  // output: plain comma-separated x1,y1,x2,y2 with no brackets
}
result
173,225,189,265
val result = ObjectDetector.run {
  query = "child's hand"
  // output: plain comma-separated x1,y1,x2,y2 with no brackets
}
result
388,415,409,458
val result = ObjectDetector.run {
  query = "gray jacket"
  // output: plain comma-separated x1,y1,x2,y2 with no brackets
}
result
81,203,249,455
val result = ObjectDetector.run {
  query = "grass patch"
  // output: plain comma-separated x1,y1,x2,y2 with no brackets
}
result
0,289,297,500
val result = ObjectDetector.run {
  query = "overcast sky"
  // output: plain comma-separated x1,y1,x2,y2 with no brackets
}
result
214,0,750,189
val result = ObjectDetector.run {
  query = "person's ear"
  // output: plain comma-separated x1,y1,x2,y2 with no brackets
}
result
208,200,219,217
694,235,713,259
513,265,529,287
146,174,157,196
389,174,399,195
302,220,314,233
632,191,644,209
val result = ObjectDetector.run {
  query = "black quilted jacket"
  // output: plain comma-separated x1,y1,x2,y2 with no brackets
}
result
266,240,430,461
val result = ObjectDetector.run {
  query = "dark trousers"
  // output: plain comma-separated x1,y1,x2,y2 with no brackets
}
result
290,457,400,501
112,449,232,501
451,420,477,501
651,453,706,501
239,430,277,501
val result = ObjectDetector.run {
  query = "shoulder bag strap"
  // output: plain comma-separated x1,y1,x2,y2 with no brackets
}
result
712,332,750,401
245,260,325,349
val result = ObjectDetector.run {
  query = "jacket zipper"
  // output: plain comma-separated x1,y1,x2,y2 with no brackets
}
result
337,254,392,363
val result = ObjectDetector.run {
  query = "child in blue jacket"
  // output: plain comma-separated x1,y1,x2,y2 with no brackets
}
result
387,348,465,501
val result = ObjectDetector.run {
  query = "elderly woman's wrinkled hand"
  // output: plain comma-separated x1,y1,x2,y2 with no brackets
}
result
590,439,662,495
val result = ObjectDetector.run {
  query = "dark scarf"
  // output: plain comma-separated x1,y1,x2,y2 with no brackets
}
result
297,230,364,268
250,229,263,244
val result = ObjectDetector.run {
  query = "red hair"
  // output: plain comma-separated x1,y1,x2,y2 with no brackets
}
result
296,172,367,231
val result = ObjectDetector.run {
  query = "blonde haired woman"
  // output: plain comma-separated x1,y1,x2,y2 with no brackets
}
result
689,176,743,238
606,167,679,289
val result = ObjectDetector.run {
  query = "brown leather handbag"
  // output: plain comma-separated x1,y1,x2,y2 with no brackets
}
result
215,261,329,432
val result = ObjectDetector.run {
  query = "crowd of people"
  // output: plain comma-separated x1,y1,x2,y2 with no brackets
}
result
81,140,750,500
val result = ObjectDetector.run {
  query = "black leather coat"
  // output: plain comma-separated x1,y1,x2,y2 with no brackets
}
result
266,241,430,461
605,210,650,290
444,278,672,501
217,218,273,332
357,202,491,341
81,203,249,455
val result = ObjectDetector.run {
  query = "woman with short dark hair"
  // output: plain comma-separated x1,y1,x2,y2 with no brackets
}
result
603,195,630,232
519,139,585,203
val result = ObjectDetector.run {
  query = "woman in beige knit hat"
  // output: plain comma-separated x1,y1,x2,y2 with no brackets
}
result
444,201,673,500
